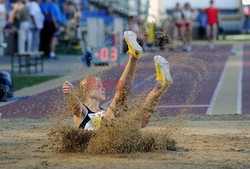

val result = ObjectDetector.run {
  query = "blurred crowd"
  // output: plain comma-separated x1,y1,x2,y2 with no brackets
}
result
171,0,219,51
0,0,246,58
0,0,87,58
122,0,221,53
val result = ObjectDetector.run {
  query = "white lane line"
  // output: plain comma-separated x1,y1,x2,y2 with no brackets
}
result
237,46,243,114
206,55,230,115
158,105,209,108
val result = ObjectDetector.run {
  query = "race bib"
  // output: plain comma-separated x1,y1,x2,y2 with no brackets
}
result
88,111,105,129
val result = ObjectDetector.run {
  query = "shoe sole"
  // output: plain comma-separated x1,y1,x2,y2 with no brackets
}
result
154,55,173,84
124,31,142,53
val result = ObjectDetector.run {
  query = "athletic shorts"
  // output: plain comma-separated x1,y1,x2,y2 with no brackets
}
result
175,23,182,28
185,23,190,28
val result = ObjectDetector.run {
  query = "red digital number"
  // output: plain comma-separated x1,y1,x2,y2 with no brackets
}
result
100,47,109,61
110,47,118,61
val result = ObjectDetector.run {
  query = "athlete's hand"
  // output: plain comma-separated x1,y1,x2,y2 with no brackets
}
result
62,81,74,95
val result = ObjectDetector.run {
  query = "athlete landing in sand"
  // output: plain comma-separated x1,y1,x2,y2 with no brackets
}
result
62,31,173,130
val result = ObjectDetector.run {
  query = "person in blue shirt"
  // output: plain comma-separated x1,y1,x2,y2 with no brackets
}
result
40,0,51,58
47,0,62,59
197,9,207,40
40,0,49,20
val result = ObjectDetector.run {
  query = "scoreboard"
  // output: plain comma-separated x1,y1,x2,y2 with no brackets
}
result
92,46,121,64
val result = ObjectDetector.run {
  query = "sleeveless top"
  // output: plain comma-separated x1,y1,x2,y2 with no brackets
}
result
79,105,105,130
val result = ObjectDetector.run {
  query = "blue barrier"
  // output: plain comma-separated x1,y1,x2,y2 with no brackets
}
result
81,10,113,25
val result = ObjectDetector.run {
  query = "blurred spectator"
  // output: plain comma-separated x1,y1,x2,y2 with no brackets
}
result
123,16,143,52
59,0,70,26
5,0,12,12
197,9,207,39
62,0,77,20
243,6,250,33
9,0,31,53
40,0,62,59
72,0,81,5
48,0,63,59
29,0,44,52
64,12,80,41
172,3,184,50
40,0,50,58
243,14,250,33
39,0,49,19
82,0,88,6
0,0,6,56
126,16,140,33
205,0,219,49
126,16,145,48
183,2,193,52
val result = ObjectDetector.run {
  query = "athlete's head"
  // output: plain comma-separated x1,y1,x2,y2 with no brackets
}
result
79,76,106,102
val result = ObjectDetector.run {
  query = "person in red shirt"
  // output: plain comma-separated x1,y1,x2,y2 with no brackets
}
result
205,0,219,49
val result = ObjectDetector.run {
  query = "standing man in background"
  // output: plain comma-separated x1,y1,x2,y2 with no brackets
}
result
48,0,62,59
29,0,44,52
9,0,30,53
197,9,207,40
205,0,219,50
40,0,50,58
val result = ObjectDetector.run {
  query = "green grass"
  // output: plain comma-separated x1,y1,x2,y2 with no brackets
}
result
12,76,59,91
218,34,250,41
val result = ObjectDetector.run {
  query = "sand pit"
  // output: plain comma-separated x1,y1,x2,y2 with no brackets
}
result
1,115,250,169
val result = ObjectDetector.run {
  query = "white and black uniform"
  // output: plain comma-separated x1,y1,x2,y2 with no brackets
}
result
79,105,105,130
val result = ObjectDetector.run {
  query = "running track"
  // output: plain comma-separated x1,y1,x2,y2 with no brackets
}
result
1,44,250,118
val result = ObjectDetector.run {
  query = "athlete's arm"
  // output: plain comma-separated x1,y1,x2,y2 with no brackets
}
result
62,81,88,116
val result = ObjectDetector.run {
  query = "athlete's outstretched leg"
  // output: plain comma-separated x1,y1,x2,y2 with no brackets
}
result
141,55,173,127
105,31,142,119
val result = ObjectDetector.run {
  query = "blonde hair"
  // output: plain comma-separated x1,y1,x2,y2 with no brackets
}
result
77,75,100,102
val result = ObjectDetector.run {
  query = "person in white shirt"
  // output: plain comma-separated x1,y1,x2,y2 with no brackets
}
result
9,0,30,53
29,0,44,52
182,2,193,52
172,3,184,50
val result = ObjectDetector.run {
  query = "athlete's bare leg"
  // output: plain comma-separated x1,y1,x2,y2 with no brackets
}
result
105,31,142,119
141,55,173,127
